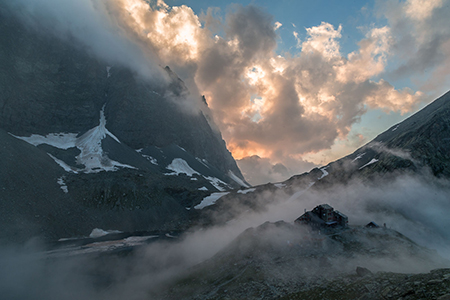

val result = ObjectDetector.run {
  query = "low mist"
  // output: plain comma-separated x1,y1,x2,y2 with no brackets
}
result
2,173,450,299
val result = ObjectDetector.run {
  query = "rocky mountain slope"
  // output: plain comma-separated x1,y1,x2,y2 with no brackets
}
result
158,221,448,299
0,4,248,242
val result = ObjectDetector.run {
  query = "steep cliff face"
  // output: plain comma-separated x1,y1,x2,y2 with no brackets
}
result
0,6,243,179
0,4,248,242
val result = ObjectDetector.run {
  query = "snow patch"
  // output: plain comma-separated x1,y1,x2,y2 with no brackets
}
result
228,170,250,187
194,192,229,209
274,183,286,188
359,158,379,170
141,154,158,165
12,133,78,149
392,124,400,132
237,188,256,194
198,186,208,191
106,66,112,78
57,176,68,193
318,167,329,180
203,176,229,191
12,106,135,174
352,152,366,163
89,228,122,238
165,158,199,176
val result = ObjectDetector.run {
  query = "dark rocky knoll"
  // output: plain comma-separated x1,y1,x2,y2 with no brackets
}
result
158,221,448,299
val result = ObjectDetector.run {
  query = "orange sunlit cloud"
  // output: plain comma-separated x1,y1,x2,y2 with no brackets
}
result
112,1,426,168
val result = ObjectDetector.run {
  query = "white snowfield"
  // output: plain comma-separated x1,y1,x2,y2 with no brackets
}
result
194,192,229,210
11,107,136,174
359,158,379,170
165,158,200,176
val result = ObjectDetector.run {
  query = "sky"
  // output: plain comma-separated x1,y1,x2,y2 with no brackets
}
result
10,0,450,185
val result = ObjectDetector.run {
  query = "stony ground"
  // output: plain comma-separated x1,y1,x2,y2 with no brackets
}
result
156,223,449,300
282,268,450,300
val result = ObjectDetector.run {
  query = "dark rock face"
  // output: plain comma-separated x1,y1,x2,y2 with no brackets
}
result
0,4,247,242
0,6,242,179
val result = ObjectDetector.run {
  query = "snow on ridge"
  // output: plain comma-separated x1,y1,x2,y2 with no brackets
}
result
359,158,379,170
392,124,400,132
165,158,199,176
274,183,286,188
237,188,256,194
194,192,229,210
318,167,329,180
228,170,250,188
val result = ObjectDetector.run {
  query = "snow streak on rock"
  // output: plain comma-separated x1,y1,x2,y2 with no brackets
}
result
228,170,250,188
359,158,379,170
318,167,329,180
352,152,366,163
194,192,229,210
237,188,256,194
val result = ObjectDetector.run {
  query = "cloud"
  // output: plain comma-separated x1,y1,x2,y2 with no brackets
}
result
7,0,166,82
379,0,450,95
237,155,316,185
2,174,450,299
8,0,433,183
